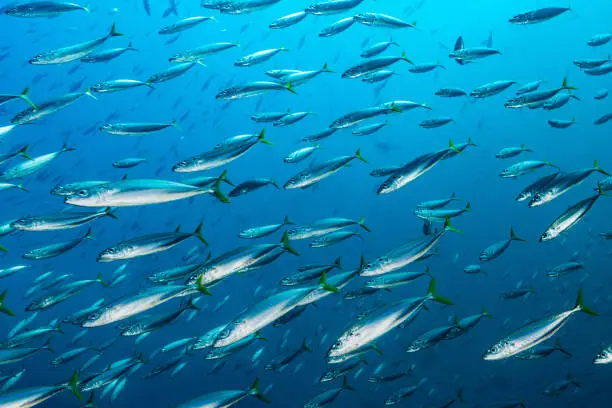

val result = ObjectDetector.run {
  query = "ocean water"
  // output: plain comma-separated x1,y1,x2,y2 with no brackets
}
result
0,0,611,407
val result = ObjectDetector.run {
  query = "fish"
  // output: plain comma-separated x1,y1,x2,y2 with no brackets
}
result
516,80,544,95
364,268,432,289
361,38,399,58
505,77,578,108
64,177,229,207
239,216,294,239
0,339,54,366
588,33,612,47
304,377,355,407
594,113,612,125
176,378,269,407
352,121,388,136
500,160,558,178
310,231,361,248
354,13,416,29
593,345,612,364
480,228,525,261
23,227,93,260
483,290,597,360
12,207,116,231
270,11,308,29
449,36,501,65
414,202,472,223
235,47,290,67
327,280,452,363
113,157,148,168
264,339,312,372
360,219,461,276
281,257,342,286
342,53,412,79
81,42,138,63
284,149,367,189
11,89,96,124
169,42,240,63
548,118,576,128
3,2,89,17
91,79,152,94
284,145,322,164
509,7,571,24
119,297,199,336
287,217,370,241
435,88,467,97
97,223,208,262
409,62,445,73
0,88,36,109
0,372,81,407
217,81,296,100
419,117,454,129
158,16,215,35
30,24,123,65
319,17,356,37
100,121,178,136
470,80,516,98
306,0,365,15
540,187,606,242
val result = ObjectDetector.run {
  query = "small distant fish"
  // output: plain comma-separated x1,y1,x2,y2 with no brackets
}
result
509,7,571,25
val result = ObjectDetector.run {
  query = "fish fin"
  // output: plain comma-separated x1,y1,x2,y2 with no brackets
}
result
280,231,299,256
443,217,462,234
255,331,268,341
481,307,493,318
510,227,526,242
42,338,55,353
196,280,212,296
593,160,611,176
400,51,413,64
390,102,403,113
218,170,234,186
83,227,94,240
562,76,578,91
183,296,200,312
109,23,123,37
357,216,371,232
424,267,433,278
210,177,230,204
285,82,296,94
342,376,356,391
84,87,97,100
334,256,343,270
554,339,572,357
283,215,294,225
270,178,280,189
575,289,598,316
194,222,208,246
20,87,37,109
426,279,453,305
319,272,339,294
448,139,461,154
61,143,77,153
249,378,271,403
16,183,28,192
465,202,472,211
322,63,334,73
95,272,109,287
302,338,312,352
355,148,367,163
17,145,33,160
371,342,383,355
69,371,83,402
257,129,273,145
103,207,119,220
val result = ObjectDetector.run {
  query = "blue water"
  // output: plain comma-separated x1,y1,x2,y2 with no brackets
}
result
0,0,611,407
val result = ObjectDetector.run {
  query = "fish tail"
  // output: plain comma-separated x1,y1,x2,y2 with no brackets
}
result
334,256,343,270
103,207,119,220
255,331,268,341
510,227,526,242
451,192,460,201
210,177,230,204
285,82,296,94
389,102,403,113
270,179,280,189
456,388,466,402
355,148,368,163
249,378,271,403
19,87,37,109
322,63,334,73
42,338,55,353
62,143,77,153
426,279,453,305
0,290,15,316
196,279,212,296
83,3,91,14
302,338,312,352
95,272,109,287
0,243,8,253
448,139,461,154
183,296,200,312
481,307,493,318
68,371,83,402
109,23,123,38
282,215,295,225
593,160,611,176
566,373,580,388
443,217,462,234
561,77,578,91
575,289,598,316
218,170,234,186
554,339,572,357
194,222,208,246
257,129,273,145
467,136,477,147
357,216,371,232
84,87,97,100
83,227,94,241
521,144,534,152
16,183,28,192
401,51,413,64
280,231,300,256
465,202,472,211
319,272,339,294
342,376,356,391
18,144,33,160
424,267,433,278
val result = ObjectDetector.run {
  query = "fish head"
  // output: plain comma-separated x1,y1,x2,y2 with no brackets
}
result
172,158,198,173
283,173,308,189
539,230,556,243
214,320,246,346
51,183,79,196
482,339,514,360
360,256,390,276
11,216,39,230
509,13,528,24
286,225,312,240
83,305,111,327
97,244,132,262
26,296,51,311
319,369,338,383
593,346,612,364
377,174,402,195
64,185,110,206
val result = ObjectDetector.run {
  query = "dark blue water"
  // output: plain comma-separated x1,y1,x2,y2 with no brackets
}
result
0,0,611,407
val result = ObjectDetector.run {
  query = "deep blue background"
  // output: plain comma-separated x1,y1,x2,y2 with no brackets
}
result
0,0,611,406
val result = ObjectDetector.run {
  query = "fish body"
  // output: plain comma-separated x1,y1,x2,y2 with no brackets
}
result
540,192,603,242
91,79,151,93
310,231,360,248
376,149,450,195
12,90,93,124
176,378,268,408
270,11,308,29
159,16,214,35
284,149,367,189
81,44,137,63
435,88,466,97
470,80,515,98
4,1,88,17
509,7,571,24
306,0,364,15
480,228,525,261
235,47,289,67
284,145,321,164
588,33,612,46
12,207,115,231
30,24,122,64
216,81,295,100
354,13,415,29
319,17,355,37
414,203,471,222
23,228,93,260
500,160,557,178
361,38,399,58
342,54,411,79
516,80,544,95
364,269,430,289
240,216,293,239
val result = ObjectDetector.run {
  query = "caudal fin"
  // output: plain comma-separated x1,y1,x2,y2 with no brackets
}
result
357,216,371,232
426,279,453,305
109,23,123,38
210,177,230,204
302,338,312,352
355,148,367,163
510,227,526,242
249,378,271,403
342,376,356,391
319,272,339,294
69,371,83,402
574,289,598,316
593,160,611,176
280,231,300,256
257,129,273,146
561,77,578,91
282,215,294,225
20,87,37,109
193,222,209,246
0,290,15,316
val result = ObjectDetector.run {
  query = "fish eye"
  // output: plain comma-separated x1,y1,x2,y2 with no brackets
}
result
78,190,88,197
88,312,100,320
